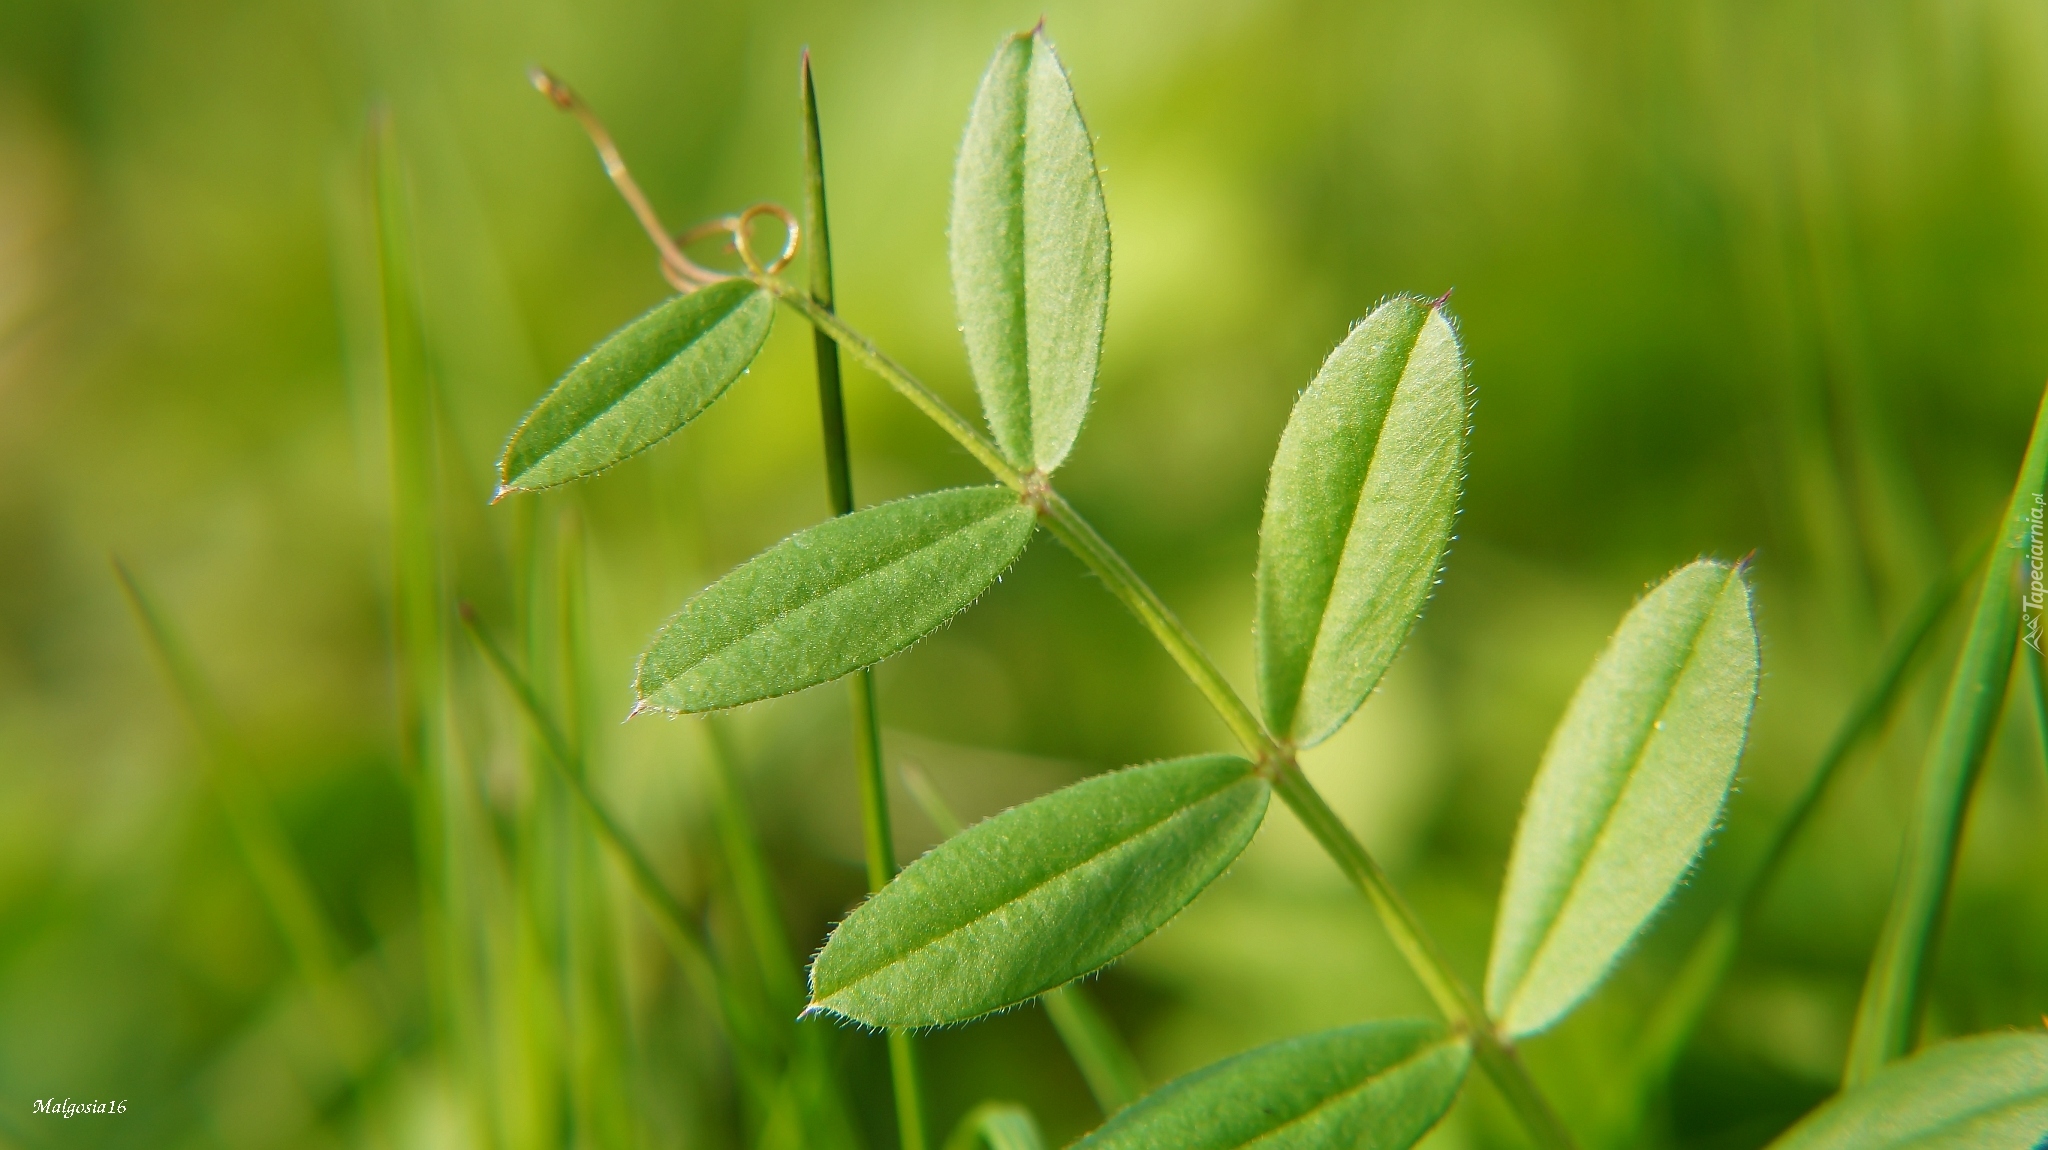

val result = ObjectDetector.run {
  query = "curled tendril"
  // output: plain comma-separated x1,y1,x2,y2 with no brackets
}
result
530,66,800,293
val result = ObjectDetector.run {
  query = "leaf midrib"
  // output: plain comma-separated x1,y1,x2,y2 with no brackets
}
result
1285,315,1427,728
815,769,1255,1003
641,498,1023,700
1810,1073,2048,1149
517,287,753,479
1233,1036,1458,1150
1505,566,1733,1023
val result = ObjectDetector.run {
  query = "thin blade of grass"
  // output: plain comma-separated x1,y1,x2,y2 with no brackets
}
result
701,718,865,1150
371,113,495,1133
115,561,385,1074
459,602,782,1106
550,511,638,1150
1845,381,2048,1084
1042,987,1145,1117
807,50,921,1150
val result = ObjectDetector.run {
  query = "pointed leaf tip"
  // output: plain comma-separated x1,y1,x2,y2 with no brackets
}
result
1256,297,1469,747
1485,559,1759,1038
951,25,1109,474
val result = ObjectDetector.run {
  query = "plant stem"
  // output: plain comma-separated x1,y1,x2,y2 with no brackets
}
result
1844,381,2048,1085
1272,764,1578,1150
1033,488,1271,757
802,56,925,1150
765,282,1577,1149
769,283,1022,490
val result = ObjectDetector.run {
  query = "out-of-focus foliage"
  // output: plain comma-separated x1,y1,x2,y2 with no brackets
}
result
3,0,2048,1146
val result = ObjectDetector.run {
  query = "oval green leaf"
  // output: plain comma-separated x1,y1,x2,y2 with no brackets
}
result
1485,559,1759,1038
497,279,773,495
807,754,1267,1028
1256,297,1468,748
634,486,1035,713
1073,1020,1469,1150
950,25,1110,474
1766,1032,2048,1150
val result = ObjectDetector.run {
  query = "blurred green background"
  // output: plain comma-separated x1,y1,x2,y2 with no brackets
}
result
3,0,2048,1146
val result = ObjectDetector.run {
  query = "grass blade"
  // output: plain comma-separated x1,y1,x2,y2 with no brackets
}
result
1769,1033,2048,1149
1845,382,2048,1084
459,603,784,1106
950,23,1110,473
1486,559,1760,1038
1071,1021,1468,1150
1256,296,1468,748
806,52,923,1150
634,486,1035,714
495,279,773,496
808,755,1268,1028
1042,986,1146,1116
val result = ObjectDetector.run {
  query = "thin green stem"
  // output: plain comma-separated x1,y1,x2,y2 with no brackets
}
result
888,1032,928,1150
700,719,805,1012
1845,381,2048,1085
1272,764,1577,1150
1041,987,1145,1116
801,56,924,1150
1033,487,1273,758
767,286,1576,1149
459,605,780,1093
767,282,1022,490
703,717,866,1150
117,560,385,1073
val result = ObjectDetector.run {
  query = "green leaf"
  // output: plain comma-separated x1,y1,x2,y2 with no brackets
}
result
808,754,1267,1028
1844,384,2048,1084
943,1102,1047,1150
950,24,1110,474
634,486,1035,713
1767,1032,2048,1150
1256,296,1468,748
497,279,773,495
1072,1020,1468,1150
1485,559,1759,1038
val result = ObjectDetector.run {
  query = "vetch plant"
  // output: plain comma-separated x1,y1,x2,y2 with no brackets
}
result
476,22,2048,1150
